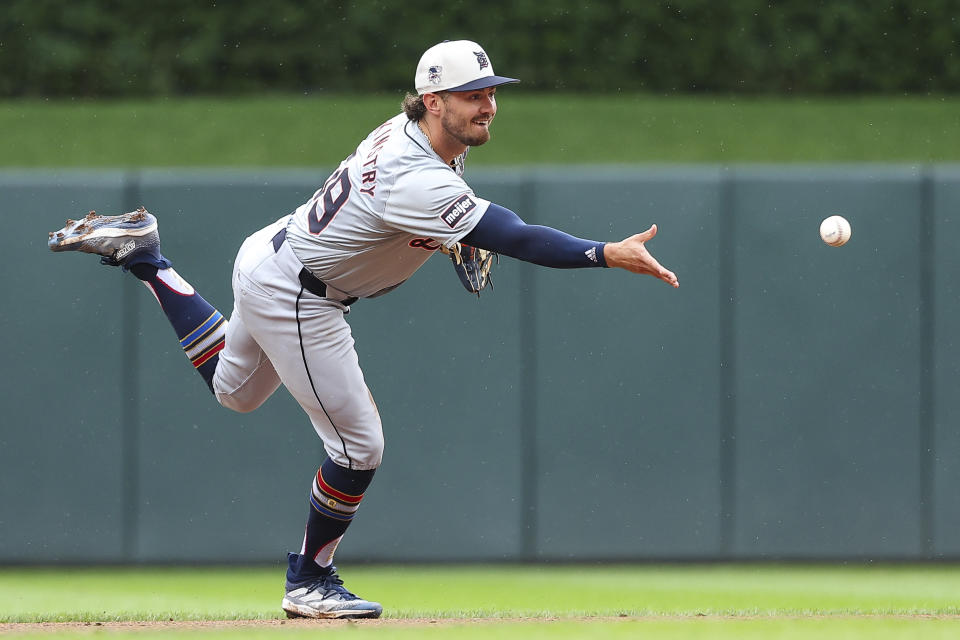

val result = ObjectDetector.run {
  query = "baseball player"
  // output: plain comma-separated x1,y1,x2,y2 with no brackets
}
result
48,40,678,619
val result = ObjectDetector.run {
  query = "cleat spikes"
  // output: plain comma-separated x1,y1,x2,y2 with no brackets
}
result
47,208,169,271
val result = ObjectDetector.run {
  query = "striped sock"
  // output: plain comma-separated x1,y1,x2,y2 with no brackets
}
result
130,264,226,392
291,459,376,578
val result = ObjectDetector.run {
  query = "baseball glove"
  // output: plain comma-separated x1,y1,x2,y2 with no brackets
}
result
442,242,498,296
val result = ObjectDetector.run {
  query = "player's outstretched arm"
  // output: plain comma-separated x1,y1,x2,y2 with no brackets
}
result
603,225,679,288
462,204,679,287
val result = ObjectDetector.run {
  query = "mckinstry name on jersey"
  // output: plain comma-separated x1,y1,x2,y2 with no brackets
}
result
286,113,490,300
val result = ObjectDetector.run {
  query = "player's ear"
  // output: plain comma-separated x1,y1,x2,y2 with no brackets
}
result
422,92,444,116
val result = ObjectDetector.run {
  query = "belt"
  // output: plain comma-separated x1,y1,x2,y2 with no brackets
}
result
272,227,358,306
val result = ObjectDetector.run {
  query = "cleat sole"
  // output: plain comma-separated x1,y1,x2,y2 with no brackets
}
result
46,207,164,268
281,598,382,620
51,221,158,249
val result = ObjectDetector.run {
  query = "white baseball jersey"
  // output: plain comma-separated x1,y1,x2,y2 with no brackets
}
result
286,113,491,299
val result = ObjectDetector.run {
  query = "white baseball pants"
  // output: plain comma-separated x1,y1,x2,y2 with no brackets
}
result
211,216,384,470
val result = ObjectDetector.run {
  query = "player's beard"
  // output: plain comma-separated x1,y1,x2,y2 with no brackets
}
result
441,111,492,147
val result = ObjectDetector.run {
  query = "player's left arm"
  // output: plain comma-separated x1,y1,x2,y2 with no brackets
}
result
461,203,679,287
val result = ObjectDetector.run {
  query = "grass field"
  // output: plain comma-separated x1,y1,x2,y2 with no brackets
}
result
3,565,960,638
1,94,959,167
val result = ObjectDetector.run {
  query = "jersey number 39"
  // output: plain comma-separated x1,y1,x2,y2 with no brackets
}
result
308,168,351,235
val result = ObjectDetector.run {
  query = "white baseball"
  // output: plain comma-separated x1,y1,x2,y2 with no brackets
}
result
819,215,851,247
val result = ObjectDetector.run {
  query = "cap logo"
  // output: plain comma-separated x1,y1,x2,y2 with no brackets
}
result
428,65,443,85
473,51,489,70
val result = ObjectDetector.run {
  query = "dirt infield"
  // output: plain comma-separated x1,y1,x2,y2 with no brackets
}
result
6,614,959,633
5,615,960,634
0,617,615,633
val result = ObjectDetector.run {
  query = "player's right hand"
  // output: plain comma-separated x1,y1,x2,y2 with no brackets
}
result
604,225,679,288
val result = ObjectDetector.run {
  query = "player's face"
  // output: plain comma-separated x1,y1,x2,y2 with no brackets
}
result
440,88,497,147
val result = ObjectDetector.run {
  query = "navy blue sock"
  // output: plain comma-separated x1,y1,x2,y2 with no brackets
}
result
129,264,226,393
288,459,376,582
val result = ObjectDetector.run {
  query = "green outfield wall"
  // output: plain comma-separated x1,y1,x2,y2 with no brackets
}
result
1,166,957,564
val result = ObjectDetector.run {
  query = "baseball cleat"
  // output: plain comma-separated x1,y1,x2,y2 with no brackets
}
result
47,206,169,269
281,565,383,619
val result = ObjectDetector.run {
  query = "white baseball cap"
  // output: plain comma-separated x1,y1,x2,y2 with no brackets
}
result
415,40,520,95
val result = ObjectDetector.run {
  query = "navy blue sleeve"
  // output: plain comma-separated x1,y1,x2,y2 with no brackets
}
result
461,203,607,268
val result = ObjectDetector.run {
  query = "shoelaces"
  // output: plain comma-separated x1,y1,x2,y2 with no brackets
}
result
302,568,357,600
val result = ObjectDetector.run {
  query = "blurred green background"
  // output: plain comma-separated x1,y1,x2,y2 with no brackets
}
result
1,0,959,167
2,0,960,571
3,0,959,97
